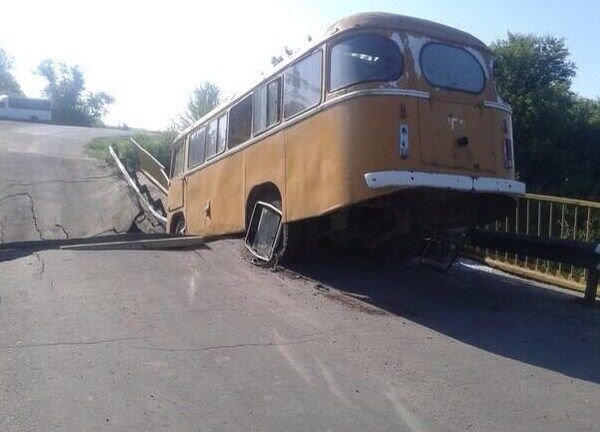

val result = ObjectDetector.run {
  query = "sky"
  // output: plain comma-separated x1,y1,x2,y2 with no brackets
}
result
1,0,599,130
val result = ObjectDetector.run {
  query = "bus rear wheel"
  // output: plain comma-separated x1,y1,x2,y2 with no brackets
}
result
172,215,186,235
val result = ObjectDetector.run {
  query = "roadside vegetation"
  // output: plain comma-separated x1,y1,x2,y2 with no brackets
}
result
86,130,177,173
36,59,114,127
0,48,23,96
86,80,221,172
491,33,600,200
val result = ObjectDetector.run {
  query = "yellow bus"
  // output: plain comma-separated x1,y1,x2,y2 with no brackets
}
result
146,12,525,261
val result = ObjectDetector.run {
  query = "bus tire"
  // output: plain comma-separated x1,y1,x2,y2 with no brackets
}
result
30,116,38,122
274,220,302,264
172,214,186,235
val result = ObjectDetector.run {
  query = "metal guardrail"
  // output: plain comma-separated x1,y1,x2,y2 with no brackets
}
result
474,193,600,301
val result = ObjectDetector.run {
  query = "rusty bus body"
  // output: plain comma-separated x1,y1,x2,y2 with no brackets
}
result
156,13,525,255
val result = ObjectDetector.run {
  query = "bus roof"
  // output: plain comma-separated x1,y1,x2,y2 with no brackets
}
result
326,12,488,51
175,12,490,142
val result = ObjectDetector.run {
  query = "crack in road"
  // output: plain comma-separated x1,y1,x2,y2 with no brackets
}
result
2,173,118,189
55,223,69,239
1,336,149,350
0,192,31,204
0,217,4,243
0,192,44,240
26,192,44,240
132,336,319,353
33,252,45,275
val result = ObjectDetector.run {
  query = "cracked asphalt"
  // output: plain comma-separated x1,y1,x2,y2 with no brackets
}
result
1,120,599,431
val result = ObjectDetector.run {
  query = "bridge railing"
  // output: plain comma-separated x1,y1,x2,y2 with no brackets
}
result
473,193,600,295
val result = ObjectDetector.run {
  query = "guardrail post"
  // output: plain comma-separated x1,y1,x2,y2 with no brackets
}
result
584,268,599,305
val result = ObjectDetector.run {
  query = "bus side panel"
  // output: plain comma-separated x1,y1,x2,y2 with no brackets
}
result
184,152,245,237
245,132,285,213
342,96,424,202
284,106,351,222
167,179,184,212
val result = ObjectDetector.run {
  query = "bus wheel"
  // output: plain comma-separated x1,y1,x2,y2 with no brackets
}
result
173,216,186,235
274,220,302,264
30,116,38,122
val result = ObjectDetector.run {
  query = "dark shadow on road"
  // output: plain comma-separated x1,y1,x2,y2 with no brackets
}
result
286,245,600,384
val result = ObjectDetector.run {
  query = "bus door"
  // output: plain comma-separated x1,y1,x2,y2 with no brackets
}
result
168,140,186,211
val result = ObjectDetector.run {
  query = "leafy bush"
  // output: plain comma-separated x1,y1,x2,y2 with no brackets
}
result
87,130,176,173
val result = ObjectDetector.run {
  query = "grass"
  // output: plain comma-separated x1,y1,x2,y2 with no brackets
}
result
86,130,176,173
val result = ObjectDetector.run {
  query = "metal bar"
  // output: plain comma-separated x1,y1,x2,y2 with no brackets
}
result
584,207,592,280
535,200,542,271
469,229,599,268
525,200,530,266
559,204,566,273
525,193,600,209
585,207,591,241
570,206,578,277
60,236,205,251
494,219,499,259
109,146,168,224
547,202,553,272
504,216,509,261
584,268,599,305
515,202,520,264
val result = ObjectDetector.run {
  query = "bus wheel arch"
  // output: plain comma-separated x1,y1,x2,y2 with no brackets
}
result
245,182,282,230
170,212,186,234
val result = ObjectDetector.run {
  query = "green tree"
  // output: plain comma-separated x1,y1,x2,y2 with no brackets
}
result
491,33,600,199
176,81,220,130
0,47,23,96
36,59,114,126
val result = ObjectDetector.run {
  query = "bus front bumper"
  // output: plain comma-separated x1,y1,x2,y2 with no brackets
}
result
364,171,526,196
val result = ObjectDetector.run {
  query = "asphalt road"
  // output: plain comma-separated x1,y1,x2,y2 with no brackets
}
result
1,120,599,431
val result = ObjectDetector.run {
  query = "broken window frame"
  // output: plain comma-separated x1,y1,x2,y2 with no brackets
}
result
244,201,283,261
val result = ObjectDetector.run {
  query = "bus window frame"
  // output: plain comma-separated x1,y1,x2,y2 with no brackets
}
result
327,32,405,93
187,125,207,169
418,41,486,95
226,93,253,150
214,113,228,157
179,44,327,178
251,75,283,138
170,139,186,179
282,48,324,121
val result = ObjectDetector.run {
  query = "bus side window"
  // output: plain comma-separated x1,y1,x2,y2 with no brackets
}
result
171,141,185,178
206,119,218,159
253,77,281,136
267,78,281,126
217,114,227,154
283,50,322,119
228,94,252,148
0,100,5,108
188,127,206,168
